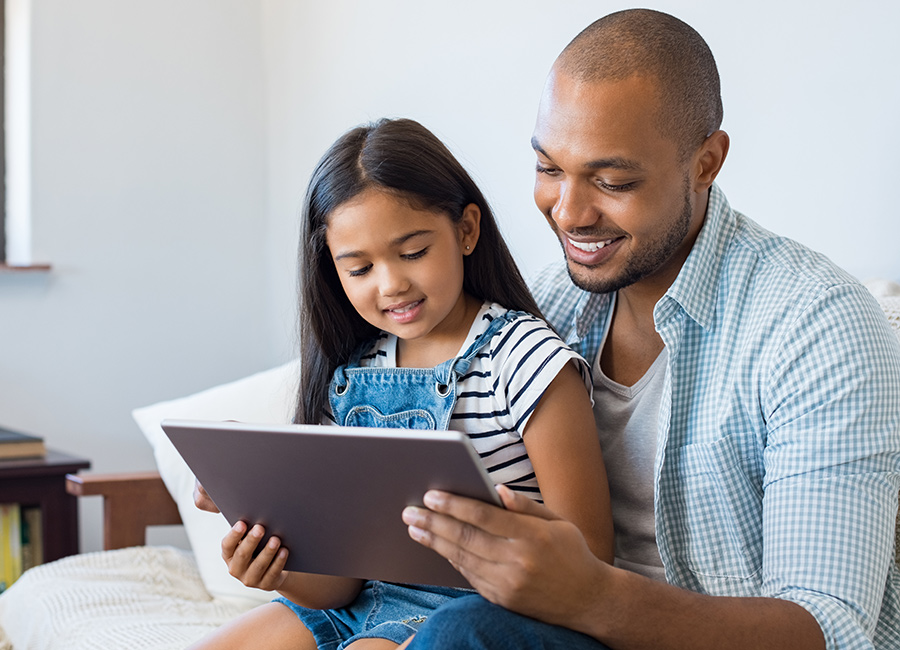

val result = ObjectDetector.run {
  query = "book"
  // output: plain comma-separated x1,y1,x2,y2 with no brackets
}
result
21,506,43,571
0,504,23,592
0,426,46,459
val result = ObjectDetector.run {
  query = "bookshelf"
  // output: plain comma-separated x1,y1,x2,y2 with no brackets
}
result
0,450,91,578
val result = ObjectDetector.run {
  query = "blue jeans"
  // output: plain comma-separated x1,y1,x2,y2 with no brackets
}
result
275,581,468,649
405,594,611,649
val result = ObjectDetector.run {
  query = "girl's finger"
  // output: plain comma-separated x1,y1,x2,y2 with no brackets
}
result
258,546,290,589
242,535,283,586
232,523,265,566
221,520,248,561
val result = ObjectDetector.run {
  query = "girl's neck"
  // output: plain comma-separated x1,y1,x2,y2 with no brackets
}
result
396,293,483,368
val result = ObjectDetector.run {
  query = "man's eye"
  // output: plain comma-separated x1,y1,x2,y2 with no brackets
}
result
597,180,636,192
403,248,428,260
347,265,371,277
535,163,560,176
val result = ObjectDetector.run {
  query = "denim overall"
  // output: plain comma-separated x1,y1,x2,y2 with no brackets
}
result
329,310,522,430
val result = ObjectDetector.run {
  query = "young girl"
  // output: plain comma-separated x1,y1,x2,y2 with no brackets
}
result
190,118,612,650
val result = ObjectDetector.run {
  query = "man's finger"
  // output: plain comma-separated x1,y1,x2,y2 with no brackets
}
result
417,487,563,538
494,484,563,521
405,511,499,588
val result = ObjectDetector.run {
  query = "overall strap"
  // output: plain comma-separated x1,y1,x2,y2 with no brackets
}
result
437,310,526,382
332,337,379,391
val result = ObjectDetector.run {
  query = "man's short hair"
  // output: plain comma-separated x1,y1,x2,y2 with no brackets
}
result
558,9,723,158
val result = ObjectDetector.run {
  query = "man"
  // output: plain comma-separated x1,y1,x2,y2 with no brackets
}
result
401,9,900,649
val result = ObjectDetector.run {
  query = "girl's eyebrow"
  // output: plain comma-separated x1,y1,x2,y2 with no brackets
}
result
392,229,433,246
333,229,433,262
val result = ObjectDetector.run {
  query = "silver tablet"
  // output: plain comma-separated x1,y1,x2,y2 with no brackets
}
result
160,418,502,588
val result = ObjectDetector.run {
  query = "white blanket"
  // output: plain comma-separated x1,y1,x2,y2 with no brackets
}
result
0,546,257,650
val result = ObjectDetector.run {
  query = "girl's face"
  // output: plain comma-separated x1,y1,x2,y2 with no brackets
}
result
326,189,480,361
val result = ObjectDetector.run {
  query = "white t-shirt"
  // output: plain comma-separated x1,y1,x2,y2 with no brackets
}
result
592,294,667,581
359,301,592,501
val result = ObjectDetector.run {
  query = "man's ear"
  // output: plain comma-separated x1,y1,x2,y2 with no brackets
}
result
459,203,481,254
692,130,730,192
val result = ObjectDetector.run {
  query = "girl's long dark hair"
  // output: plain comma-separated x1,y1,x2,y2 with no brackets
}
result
295,118,542,424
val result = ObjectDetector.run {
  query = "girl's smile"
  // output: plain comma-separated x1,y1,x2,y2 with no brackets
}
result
384,299,425,324
326,188,481,367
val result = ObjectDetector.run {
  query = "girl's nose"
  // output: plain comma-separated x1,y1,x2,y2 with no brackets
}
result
377,265,410,297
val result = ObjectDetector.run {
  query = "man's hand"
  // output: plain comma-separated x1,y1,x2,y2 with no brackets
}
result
402,484,607,632
403,485,826,650
193,478,220,513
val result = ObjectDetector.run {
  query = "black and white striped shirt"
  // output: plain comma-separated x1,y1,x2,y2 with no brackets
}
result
360,302,592,501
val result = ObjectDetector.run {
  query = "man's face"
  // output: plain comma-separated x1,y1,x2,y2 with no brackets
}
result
532,70,703,295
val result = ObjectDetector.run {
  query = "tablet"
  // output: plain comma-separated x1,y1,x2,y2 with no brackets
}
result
160,418,502,588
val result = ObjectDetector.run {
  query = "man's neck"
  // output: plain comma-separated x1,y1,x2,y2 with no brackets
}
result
600,290,665,387
599,188,711,385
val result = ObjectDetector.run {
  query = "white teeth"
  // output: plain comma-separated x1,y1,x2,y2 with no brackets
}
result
390,301,420,314
569,238,614,252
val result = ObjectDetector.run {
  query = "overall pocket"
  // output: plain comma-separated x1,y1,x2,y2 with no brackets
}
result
344,405,436,430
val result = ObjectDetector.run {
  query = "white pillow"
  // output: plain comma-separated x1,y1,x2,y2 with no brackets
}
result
865,278,900,343
132,360,299,607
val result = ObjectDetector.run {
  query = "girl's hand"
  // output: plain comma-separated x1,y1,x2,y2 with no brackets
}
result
222,521,290,591
193,479,220,513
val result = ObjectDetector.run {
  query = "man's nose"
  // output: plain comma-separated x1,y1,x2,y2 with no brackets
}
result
552,180,598,232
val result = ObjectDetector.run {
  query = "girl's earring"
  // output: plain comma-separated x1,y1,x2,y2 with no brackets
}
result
465,245,471,251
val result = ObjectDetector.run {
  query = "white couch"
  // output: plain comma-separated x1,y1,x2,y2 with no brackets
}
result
0,361,301,650
0,284,898,650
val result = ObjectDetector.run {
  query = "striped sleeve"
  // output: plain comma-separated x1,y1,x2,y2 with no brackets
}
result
489,313,592,436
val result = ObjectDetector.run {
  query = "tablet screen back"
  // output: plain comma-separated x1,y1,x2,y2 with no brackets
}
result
161,419,501,588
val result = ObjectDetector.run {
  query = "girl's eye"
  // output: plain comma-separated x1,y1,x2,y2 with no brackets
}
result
402,248,428,261
535,163,560,176
347,265,371,278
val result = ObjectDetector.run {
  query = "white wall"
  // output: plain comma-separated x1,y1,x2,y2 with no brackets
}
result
261,0,900,350
0,0,272,552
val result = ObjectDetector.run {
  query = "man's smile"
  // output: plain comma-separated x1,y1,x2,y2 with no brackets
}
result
567,237,619,252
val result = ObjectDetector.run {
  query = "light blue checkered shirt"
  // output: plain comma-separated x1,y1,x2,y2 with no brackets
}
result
530,184,900,650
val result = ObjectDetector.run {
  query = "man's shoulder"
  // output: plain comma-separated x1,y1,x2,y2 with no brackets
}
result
527,261,588,330
718,211,885,338
528,261,582,307
729,212,858,292
690,186,862,314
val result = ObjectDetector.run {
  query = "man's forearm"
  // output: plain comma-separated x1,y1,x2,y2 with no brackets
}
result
581,565,825,650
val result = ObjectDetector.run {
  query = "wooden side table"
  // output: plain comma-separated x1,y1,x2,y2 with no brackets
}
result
0,449,91,563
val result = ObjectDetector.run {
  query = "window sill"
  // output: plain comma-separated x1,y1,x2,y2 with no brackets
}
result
0,262,51,272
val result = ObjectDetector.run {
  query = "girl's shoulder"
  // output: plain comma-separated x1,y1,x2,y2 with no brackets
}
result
482,301,553,329
478,302,568,351
472,302,593,402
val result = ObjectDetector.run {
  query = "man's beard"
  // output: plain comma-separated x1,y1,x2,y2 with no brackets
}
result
564,184,693,295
